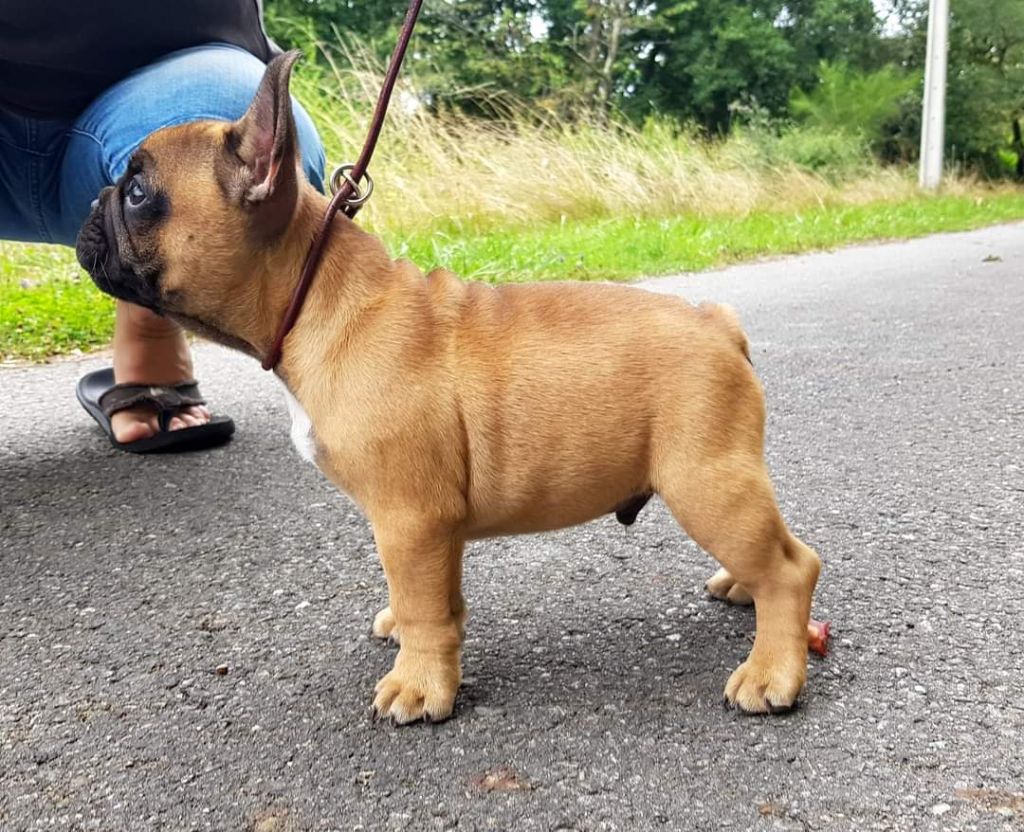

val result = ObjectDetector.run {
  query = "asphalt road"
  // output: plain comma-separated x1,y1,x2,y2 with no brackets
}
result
2,225,1023,832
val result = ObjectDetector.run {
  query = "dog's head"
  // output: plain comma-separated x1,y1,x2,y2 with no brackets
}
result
76,50,306,348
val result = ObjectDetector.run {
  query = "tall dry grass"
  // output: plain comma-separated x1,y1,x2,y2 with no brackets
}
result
287,43,982,237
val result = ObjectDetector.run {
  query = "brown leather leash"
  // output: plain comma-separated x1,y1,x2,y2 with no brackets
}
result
261,0,424,371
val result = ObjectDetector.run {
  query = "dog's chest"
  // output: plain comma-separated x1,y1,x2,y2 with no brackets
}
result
280,382,317,466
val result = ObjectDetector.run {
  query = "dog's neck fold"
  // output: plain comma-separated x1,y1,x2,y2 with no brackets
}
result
224,184,398,380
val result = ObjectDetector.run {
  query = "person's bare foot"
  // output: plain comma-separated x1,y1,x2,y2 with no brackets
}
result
111,300,211,443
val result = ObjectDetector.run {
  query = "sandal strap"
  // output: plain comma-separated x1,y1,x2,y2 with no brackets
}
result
98,380,205,419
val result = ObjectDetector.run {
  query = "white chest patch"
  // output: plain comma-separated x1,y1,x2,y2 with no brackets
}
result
280,382,317,466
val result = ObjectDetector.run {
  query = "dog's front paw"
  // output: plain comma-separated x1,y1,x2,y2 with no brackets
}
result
373,647,461,724
706,567,753,605
372,606,400,643
724,654,806,713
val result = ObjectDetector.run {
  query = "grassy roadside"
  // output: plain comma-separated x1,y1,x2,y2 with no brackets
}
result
394,191,1024,281
1,243,116,362
3,189,1022,362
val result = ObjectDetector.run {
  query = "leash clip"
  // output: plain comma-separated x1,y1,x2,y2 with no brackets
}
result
329,163,375,208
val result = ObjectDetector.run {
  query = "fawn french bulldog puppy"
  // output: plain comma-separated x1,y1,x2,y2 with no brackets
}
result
77,51,821,723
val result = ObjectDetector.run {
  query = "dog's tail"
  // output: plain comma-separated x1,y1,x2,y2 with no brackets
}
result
698,302,751,364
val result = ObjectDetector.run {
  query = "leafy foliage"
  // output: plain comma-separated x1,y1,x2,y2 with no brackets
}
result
790,62,919,152
945,0,1024,174
263,0,1024,175
890,0,1024,174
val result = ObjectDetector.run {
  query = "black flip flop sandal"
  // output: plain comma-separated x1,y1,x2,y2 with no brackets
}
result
76,367,235,454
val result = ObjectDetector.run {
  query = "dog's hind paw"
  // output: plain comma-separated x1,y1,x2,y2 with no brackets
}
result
706,567,753,606
372,606,400,643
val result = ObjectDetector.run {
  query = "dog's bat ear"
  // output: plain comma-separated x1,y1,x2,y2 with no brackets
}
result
228,50,302,224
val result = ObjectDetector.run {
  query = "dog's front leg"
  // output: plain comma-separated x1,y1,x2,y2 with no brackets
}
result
373,545,466,643
371,519,464,724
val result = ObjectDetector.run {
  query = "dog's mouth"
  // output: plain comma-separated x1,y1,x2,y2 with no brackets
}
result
75,197,114,291
76,190,162,312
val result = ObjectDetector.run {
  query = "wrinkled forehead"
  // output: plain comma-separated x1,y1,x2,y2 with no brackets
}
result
134,120,234,202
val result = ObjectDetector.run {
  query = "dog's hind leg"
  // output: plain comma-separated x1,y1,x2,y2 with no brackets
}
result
656,454,820,713
705,567,753,606
370,519,465,724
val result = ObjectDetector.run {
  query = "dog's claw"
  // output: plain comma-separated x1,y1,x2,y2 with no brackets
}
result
372,652,458,725
724,656,805,714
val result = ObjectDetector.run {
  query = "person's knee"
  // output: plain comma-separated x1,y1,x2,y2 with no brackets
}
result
145,45,325,189
60,44,326,241
54,131,109,245
117,44,325,190
134,45,324,189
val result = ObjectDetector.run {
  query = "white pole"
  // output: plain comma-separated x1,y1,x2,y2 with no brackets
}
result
919,0,950,189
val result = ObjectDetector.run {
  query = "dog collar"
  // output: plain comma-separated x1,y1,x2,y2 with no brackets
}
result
261,0,423,372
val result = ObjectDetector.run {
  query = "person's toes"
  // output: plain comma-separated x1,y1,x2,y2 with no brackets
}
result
116,421,156,443
168,406,210,431
111,408,159,444
190,405,211,425
187,405,210,424
111,404,210,438
175,413,200,429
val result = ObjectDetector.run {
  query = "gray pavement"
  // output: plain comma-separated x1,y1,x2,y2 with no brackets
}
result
2,225,1023,831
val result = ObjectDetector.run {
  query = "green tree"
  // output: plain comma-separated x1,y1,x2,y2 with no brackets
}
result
948,0,1024,174
625,1,798,133
892,0,1024,175
783,0,884,84
790,61,919,148
414,0,572,115
265,0,893,139
264,0,412,54
614,0,884,132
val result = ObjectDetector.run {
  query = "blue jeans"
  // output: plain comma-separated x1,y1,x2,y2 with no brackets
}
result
0,43,325,246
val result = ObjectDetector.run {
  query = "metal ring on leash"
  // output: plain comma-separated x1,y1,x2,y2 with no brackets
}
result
329,163,375,208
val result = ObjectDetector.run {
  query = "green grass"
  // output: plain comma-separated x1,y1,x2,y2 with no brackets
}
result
393,191,1024,281
0,242,115,361
3,190,1023,361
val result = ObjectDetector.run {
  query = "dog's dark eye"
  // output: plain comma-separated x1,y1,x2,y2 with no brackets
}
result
125,176,147,208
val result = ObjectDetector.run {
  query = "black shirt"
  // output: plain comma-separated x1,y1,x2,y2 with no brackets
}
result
0,1,275,118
